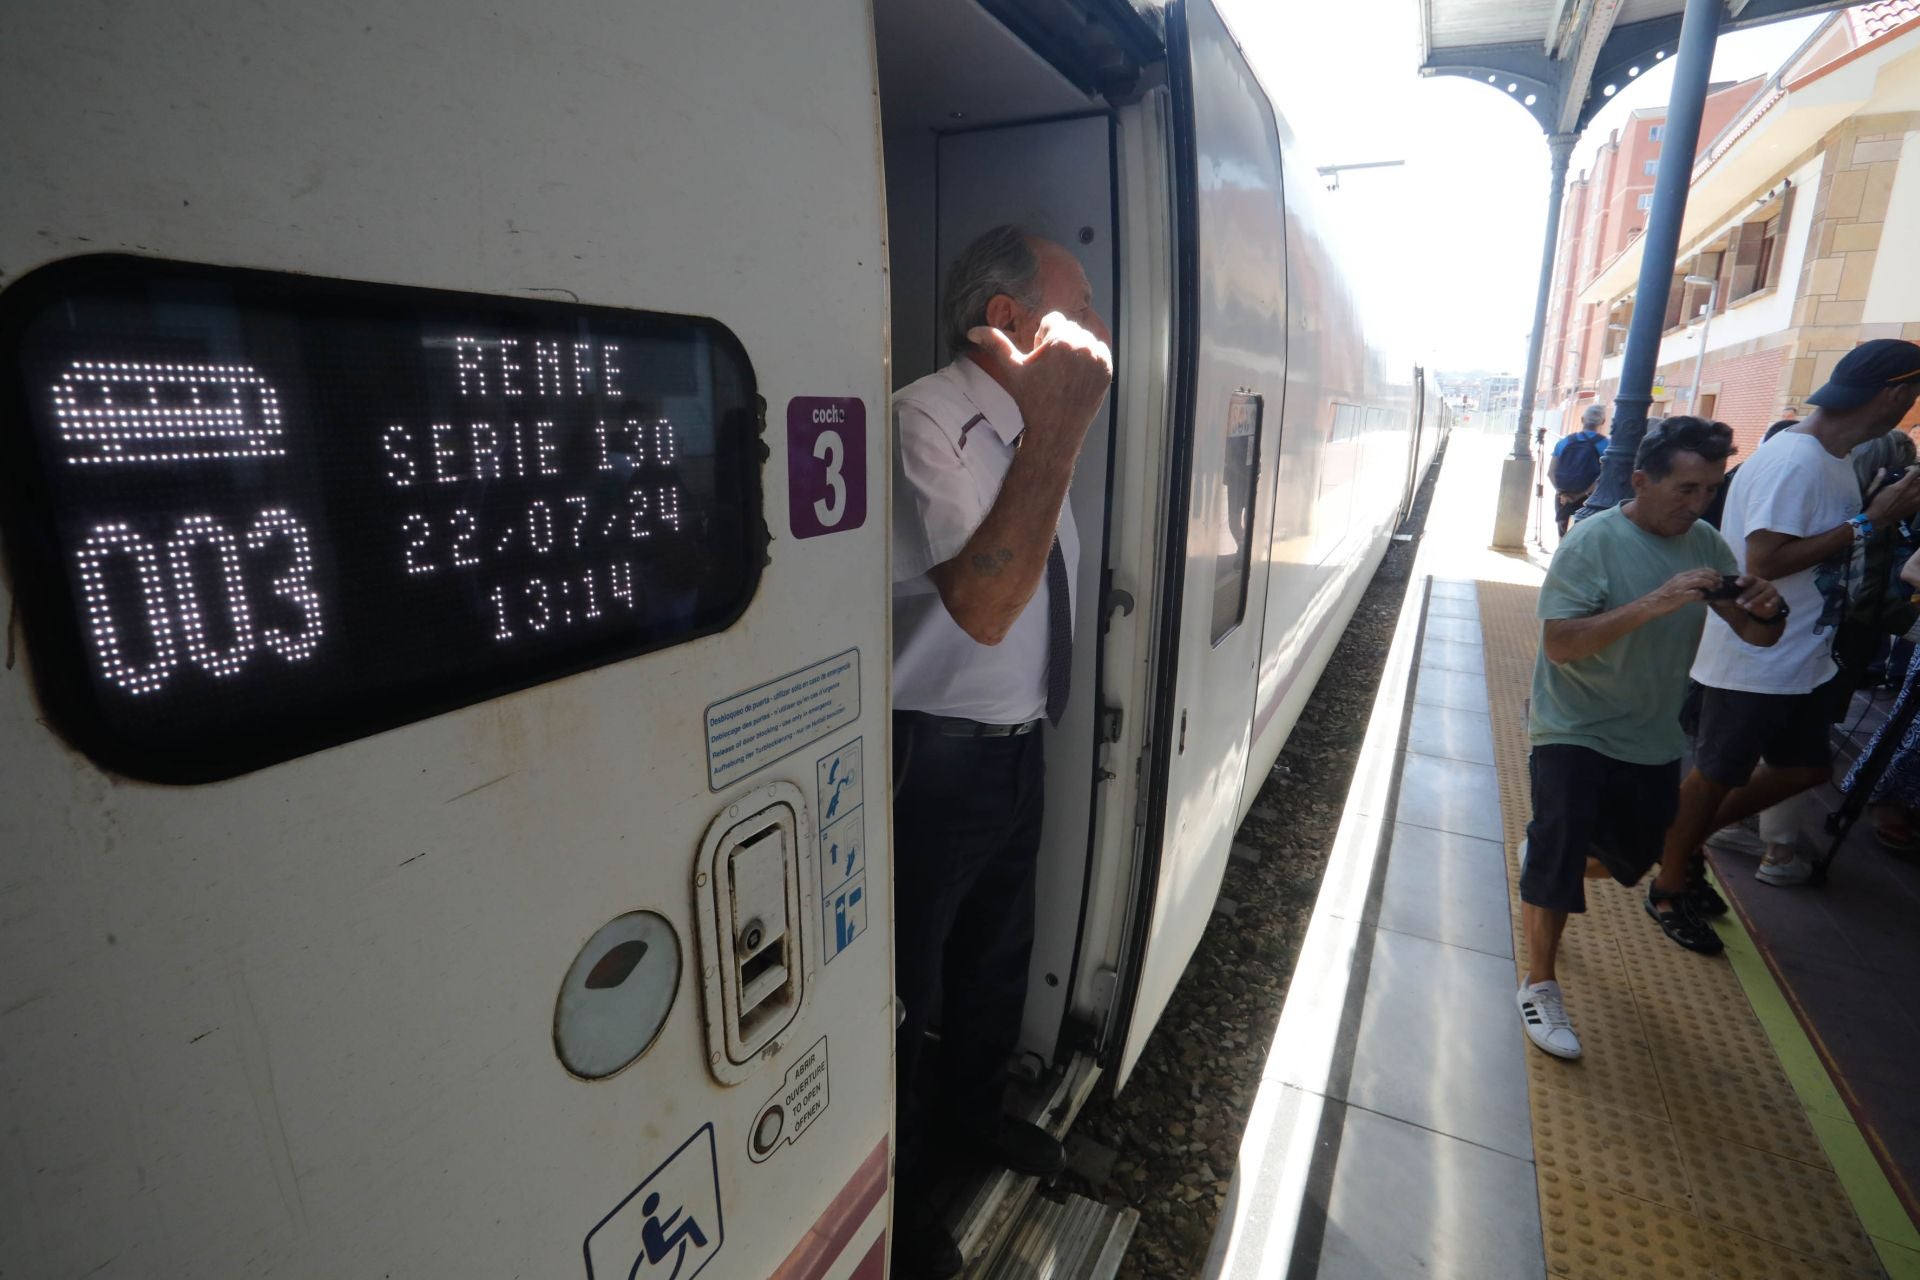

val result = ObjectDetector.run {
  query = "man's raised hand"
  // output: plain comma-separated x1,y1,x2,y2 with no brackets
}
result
1867,467,1920,527
967,313,1113,460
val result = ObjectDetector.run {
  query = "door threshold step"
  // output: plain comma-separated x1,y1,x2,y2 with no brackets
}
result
948,1053,1106,1272
977,1192,1138,1280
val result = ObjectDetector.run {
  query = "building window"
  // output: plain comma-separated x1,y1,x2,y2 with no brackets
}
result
1649,124,1665,141
1730,189,1795,302
1637,194,1655,210
1644,159,1660,175
1665,271,1688,331
1605,301,1633,357
1686,249,1725,320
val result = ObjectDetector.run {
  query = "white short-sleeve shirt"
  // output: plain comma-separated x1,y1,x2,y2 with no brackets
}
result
1690,430,1859,694
892,356,1079,723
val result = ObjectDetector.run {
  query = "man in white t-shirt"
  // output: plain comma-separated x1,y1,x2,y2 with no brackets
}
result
1658,340,1920,935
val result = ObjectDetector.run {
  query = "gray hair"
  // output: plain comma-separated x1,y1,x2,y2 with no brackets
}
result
1581,404,1606,428
1852,427,1917,493
942,225,1042,354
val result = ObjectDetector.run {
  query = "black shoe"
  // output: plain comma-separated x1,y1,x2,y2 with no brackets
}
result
891,1218,963,1279
1645,885,1724,954
959,1116,1066,1177
1684,854,1729,917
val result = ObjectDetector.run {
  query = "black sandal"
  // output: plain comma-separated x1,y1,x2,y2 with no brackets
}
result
1646,884,1725,954
1683,853,1729,917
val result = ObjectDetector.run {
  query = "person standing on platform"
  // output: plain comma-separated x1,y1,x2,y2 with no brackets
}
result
1550,403,1610,536
1518,417,1784,1060
1662,341,1920,906
889,224,1111,1277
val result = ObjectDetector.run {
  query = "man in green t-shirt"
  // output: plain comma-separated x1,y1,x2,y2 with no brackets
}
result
1519,417,1786,1060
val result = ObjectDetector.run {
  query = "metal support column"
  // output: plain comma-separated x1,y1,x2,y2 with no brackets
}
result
1580,0,1724,517
1492,132,1580,549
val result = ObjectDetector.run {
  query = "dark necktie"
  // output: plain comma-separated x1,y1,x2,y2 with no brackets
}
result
1046,537,1071,725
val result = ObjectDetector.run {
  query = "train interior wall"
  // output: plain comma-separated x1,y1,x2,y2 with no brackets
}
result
874,0,1123,1072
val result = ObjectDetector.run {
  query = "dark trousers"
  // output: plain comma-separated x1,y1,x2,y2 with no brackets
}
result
891,712,1044,1199
1554,490,1587,536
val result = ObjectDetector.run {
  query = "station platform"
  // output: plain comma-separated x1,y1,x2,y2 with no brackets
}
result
1205,434,1920,1280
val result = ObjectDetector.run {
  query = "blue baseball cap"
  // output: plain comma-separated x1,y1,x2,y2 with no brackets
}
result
1806,338,1920,410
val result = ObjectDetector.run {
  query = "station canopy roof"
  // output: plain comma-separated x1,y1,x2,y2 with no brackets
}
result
1420,0,1858,134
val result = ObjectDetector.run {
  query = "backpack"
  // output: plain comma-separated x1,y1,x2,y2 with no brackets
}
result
1551,432,1604,494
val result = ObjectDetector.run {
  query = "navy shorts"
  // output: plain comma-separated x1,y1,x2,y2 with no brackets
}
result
1522,744,1681,913
1692,683,1838,788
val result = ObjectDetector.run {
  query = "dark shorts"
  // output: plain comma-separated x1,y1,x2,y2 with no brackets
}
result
1692,682,1839,788
1522,744,1681,913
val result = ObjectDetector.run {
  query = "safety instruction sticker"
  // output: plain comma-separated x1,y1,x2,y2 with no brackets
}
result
816,738,867,964
705,650,860,791
584,1123,724,1280
748,1036,830,1162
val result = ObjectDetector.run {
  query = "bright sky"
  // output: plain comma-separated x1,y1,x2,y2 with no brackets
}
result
1216,0,1827,373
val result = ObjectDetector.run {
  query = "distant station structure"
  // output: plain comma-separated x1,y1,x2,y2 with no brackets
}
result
1545,4,1920,461
1417,0,1867,544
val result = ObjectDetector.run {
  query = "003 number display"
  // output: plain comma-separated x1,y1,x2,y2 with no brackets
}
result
0,257,763,782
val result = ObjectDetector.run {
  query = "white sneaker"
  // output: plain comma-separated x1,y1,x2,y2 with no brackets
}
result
1517,979,1582,1059
1755,852,1814,886
1706,820,1766,859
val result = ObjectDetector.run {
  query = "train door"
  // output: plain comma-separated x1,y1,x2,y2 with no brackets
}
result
1110,0,1291,1083
0,4,894,1278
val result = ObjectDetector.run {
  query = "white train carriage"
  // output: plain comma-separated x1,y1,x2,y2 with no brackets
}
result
0,1,1440,1276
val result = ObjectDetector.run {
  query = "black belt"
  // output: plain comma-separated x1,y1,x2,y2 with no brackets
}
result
897,710,1042,738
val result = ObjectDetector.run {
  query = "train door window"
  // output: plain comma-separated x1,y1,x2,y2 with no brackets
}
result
1211,393,1263,644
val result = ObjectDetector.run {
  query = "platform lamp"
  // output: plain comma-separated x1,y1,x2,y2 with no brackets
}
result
1681,274,1719,415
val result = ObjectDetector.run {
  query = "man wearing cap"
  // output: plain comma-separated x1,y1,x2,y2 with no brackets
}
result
1660,339,1920,924
1550,404,1610,536
889,225,1111,1277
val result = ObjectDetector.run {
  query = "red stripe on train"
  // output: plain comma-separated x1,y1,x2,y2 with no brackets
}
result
769,1137,889,1280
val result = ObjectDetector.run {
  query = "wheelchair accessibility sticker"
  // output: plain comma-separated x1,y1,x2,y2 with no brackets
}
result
584,1124,724,1280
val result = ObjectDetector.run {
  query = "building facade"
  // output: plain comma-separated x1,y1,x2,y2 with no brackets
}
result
1537,78,1763,439
1570,2,1920,460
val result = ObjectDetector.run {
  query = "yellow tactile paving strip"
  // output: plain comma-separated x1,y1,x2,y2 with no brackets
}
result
1477,580,1886,1280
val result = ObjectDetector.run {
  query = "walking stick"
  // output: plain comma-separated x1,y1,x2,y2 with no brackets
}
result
1820,678,1920,886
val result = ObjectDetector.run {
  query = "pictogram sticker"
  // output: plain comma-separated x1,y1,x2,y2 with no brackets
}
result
815,738,867,964
584,1124,725,1280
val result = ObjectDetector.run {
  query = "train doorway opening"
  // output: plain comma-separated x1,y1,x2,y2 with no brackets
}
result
878,0,1112,1077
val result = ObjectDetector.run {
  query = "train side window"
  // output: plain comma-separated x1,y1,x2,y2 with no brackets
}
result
1210,393,1263,645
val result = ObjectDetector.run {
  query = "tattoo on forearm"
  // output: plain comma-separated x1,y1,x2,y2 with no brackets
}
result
970,548,1015,578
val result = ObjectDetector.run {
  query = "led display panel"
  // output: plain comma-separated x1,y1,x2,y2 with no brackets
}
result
0,257,764,782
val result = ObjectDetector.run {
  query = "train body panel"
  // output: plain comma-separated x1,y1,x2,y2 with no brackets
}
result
1105,0,1421,1084
0,3,893,1277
